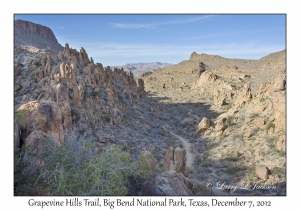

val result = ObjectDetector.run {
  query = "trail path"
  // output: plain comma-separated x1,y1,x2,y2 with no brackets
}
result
178,104,200,121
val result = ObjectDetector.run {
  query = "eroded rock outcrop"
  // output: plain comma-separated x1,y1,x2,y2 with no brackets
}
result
145,147,193,195
17,100,64,147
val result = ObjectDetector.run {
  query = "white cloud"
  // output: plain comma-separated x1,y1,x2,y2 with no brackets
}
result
109,15,214,29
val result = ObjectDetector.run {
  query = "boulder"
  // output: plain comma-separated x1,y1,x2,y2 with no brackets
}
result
149,170,193,196
215,118,230,132
17,100,64,146
196,117,213,133
14,66,21,76
255,166,270,180
253,118,265,127
277,136,286,152
272,77,286,92
243,129,252,138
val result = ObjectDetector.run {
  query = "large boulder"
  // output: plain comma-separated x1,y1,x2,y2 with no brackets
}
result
17,100,64,146
149,170,193,196
272,74,286,92
196,117,213,133
215,118,230,132
145,147,193,195
255,166,270,180
253,118,265,127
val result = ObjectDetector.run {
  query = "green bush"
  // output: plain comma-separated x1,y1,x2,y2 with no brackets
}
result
226,103,232,110
90,91,99,97
14,133,151,196
265,122,275,131
14,109,30,123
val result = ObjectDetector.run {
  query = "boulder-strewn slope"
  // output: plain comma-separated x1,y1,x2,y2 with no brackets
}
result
144,50,286,195
14,19,63,54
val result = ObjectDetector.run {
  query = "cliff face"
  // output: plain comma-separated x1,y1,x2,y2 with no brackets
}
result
14,19,63,54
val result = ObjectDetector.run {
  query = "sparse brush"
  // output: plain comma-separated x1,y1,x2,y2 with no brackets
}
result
90,91,99,97
265,122,275,131
226,103,232,110
250,113,259,118
226,165,247,174
14,109,30,123
14,132,152,196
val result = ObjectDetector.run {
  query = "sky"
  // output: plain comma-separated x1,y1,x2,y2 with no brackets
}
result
14,14,286,67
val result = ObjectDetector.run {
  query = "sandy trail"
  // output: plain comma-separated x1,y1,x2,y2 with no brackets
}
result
169,131,195,170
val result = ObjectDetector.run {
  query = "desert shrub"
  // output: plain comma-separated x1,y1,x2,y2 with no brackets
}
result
102,115,110,123
71,109,80,122
271,167,286,175
259,98,265,103
226,165,247,174
90,91,99,97
14,109,30,123
265,122,275,131
250,113,260,118
14,133,151,196
226,103,232,110
148,112,154,117
14,148,41,195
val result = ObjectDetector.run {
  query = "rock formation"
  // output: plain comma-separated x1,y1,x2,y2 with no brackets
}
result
145,147,193,195
14,19,63,54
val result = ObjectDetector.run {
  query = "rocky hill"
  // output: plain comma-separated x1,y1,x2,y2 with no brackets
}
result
143,50,286,195
14,19,63,54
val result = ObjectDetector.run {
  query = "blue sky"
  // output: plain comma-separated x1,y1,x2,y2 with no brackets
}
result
14,14,286,66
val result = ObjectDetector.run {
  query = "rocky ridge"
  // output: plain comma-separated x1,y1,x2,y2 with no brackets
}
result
14,20,63,54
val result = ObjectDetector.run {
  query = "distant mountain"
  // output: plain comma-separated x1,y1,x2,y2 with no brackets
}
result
112,62,173,78
14,19,63,54
121,62,173,72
